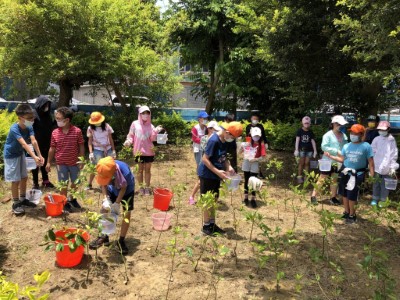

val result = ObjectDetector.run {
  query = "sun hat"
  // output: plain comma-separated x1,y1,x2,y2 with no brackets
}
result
225,121,243,138
138,105,150,114
250,127,262,137
331,115,348,125
377,121,390,130
302,116,311,124
207,121,221,131
350,124,365,134
198,111,209,119
96,157,116,186
88,112,105,125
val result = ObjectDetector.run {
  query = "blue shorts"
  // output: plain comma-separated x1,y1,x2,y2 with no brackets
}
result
4,154,28,182
299,151,313,158
338,172,365,201
92,148,113,164
56,165,80,185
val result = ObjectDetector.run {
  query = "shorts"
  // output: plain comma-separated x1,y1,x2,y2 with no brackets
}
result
92,148,113,164
299,151,313,158
372,173,390,201
242,159,259,174
108,191,134,211
56,165,80,184
134,156,154,163
194,151,203,167
4,154,28,182
338,172,365,201
199,177,221,198
320,164,340,176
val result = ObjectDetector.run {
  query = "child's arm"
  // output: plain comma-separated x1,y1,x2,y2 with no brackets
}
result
30,136,44,165
368,157,374,177
311,139,317,158
324,151,344,163
78,142,85,169
201,154,229,180
88,136,94,161
294,136,300,156
46,147,55,172
109,132,116,158
124,122,135,147
17,137,42,165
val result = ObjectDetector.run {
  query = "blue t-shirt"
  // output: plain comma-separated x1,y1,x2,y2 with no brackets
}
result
4,123,34,159
341,142,373,173
107,160,135,197
198,133,227,180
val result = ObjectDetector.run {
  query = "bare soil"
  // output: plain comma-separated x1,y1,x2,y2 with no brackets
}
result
1,146,400,300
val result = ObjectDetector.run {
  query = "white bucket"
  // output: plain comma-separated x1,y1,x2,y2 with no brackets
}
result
157,133,168,144
384,178,398,190
318,159,331,172
99,213,117,235
227,175,241,191
25,157,37,170
26,189,42,205
244,146,257,160
310,160,318,169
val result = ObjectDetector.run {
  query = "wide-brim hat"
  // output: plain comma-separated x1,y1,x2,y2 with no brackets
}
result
89,112,105,125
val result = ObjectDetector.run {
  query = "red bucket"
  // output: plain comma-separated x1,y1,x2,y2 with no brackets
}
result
153,188,173,211
55,228,89,268
44,194,67,217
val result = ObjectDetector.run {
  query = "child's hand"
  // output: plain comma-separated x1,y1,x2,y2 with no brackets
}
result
45,163,51,173
323,151,331,158
294,150,299,157
216,169,229,180
313,151,318,159
34,156,42,166
123,140,131,147
38,156,45,166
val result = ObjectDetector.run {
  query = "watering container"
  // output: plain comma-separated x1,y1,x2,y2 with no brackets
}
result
55,228,89,268
26,189,42,205
44,194,67,217
151,212,172,231
310,160,318,169
157,133,168,144
26,157,36,170
318,159,332,172
153,188,173,211
243,146,257,160
227,175,241,191
384,178,398,190
99,213,117,235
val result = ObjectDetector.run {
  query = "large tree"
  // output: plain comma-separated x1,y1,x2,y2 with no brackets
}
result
0,0,180,109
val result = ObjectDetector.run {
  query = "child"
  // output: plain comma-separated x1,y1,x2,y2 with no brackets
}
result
197,121,243,236
86,112,116,190
123,105,162,195
89,157,135,255
46,107,85,210
188,121,220,204
4,104,44,215
32,95,55,189
325,124,374,224
191,111,209,167
240,127,266,208
371,121,398,206
294,116,317,184
224,114,238,172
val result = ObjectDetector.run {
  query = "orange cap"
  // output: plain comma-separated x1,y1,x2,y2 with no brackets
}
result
89,112,105,125
96,157,116,185
350,124,365,134
226,121,243,138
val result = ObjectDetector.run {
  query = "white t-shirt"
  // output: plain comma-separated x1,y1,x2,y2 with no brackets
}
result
87,124,114,151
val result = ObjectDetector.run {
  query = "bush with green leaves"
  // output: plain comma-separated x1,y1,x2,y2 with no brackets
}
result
152,111,192,145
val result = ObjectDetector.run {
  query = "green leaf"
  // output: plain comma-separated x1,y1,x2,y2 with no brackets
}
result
56,243,64,252
47,230,56,241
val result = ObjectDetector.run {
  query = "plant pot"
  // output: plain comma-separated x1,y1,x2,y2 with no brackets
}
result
55,228,89,268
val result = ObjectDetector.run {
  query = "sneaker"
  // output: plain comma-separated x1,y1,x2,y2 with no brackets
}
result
89,235,110,250
296,176,304,184
211,223,226,235
330,197,341,206
84,184,93,191
250,199,257,208
188,196,196,205
311,196,318,205
370,199,378,206
33,183,40,190
20,198,37,208
257,173,266,179
202,224,214,236
42,180,55,188
115,239,129,255
144,188,151,196
64,202,74,213
341,212,350,219
346,215,357,224
243,199,249,206
12,201,25,216
139,187,145,196
69,198,82,209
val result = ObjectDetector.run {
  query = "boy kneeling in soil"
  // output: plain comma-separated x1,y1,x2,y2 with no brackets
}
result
89,156,135,255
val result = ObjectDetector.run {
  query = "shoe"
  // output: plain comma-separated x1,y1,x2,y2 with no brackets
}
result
144,188,151,196
202,224,214,236
139,187,145,196
211,223,226,235
330,197,341,206
250,199,257,208
311,196,318,205
12,201,25,216
33,183,40,190
115,239,129,255
64,202,74,213
42,180,55,188
188,196,196,205
370,199,378,206
69,198,82,209
243,199,249,206
20,198,37,208
257,174,266,179
89,235,110,250
84,184,93,191
341,212,350,219
346,215,357,224
296,176,304,184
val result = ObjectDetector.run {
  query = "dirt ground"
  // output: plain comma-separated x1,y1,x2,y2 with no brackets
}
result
1,146,400,300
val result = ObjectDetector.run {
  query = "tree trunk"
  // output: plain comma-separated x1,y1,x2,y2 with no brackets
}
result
58,79,73,108
206,34,224,115
111,82,129,113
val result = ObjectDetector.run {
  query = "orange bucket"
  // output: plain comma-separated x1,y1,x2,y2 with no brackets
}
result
44,194,67,217
55,228,89,268
153,188,173,211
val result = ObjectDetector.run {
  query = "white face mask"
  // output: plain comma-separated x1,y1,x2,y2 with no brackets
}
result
24,120,34,127
141,114,149,121
200,119,208,125
251,119,259,125
350,134,360,143
43,106,49,112
253,136,260,142
57,120,66,127
378,130,388,137
225,137,234,142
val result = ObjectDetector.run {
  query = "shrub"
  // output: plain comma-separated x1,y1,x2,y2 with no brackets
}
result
152,111,192,145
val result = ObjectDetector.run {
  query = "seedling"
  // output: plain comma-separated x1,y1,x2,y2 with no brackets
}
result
42,227,87,253
318,209,338,258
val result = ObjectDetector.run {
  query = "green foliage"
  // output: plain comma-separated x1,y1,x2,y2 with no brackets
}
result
42,228,87,253
152,111,192,145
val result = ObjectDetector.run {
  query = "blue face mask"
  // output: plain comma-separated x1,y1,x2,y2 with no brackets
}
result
350,134,360,143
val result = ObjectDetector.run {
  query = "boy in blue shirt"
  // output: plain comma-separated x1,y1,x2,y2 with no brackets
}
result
4,104,44,215
325,124,374,224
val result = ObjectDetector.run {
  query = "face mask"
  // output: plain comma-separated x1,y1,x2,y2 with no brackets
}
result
57,120,66,127
350,134,360,143
378,130,388,137
368,122,376,128
200,119,208,125
251,120,259,125
225,137,234,142
141,114,149,121
253,136,260,142
24,120,34,127
43,106,49,112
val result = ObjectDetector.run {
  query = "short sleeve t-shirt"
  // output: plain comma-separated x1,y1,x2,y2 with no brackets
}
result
4,123,34,158
107,160,135,197
198,133,227,180
50,126,84,166
341,142,373,173
87,124,114,151
296,128,315,152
